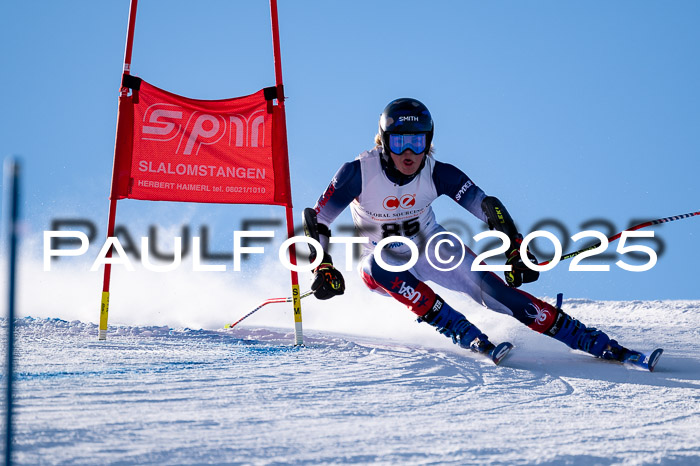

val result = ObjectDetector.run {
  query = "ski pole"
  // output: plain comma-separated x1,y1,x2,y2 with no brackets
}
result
225,209,323,330
224,290,314,329
538,209,700,266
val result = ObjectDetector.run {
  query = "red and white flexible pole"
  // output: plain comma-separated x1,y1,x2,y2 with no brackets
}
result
100,0,139,340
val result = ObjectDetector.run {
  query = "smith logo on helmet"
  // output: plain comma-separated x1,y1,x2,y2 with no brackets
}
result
399,116,420,122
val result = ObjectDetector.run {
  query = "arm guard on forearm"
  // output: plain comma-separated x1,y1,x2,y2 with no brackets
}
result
302,207,332,263
302,207,345,299
482,196,539,287
481,196,520,246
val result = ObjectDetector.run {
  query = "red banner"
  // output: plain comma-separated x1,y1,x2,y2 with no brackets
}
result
111,78,291,206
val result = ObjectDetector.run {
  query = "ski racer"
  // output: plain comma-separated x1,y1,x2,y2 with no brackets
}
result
304,97,654,366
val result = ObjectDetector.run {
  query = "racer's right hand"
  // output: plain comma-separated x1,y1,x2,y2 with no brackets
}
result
311,260,345,300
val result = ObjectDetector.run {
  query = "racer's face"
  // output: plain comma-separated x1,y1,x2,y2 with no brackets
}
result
390,150,425,176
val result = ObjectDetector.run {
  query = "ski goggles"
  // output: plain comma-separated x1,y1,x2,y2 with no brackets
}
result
388,133,427,155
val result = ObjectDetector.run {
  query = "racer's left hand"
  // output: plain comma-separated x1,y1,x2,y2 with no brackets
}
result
504,237,540,287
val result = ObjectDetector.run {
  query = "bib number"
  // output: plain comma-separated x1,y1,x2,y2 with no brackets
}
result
381,219,420,238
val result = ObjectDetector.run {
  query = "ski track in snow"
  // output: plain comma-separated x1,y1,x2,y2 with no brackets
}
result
1,300,699,465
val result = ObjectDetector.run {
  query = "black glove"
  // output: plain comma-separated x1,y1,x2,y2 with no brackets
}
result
311,255,345,300
504,236,540,288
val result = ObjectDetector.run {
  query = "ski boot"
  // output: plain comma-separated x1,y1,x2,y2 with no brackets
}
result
546,306,620,357
546,305,662,371
602,342,663,372
419,296,513,365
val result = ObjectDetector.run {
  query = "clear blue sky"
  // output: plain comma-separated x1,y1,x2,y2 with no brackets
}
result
1,0,698,301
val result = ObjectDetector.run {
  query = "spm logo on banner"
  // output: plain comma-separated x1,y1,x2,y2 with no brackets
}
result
141,104,266,154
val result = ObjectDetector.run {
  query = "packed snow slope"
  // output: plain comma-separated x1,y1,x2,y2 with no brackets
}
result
1,298,698,465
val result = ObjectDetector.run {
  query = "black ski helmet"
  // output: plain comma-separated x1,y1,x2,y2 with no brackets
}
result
378,98,434,158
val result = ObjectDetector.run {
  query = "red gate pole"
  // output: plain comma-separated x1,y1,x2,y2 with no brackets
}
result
270,0,304,345
99,0,139,340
